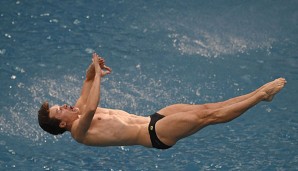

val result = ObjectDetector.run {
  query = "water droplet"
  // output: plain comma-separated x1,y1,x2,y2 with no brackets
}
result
266,108,271,112
0,49,6,55
40,13,50,17
5,33,12,39
11,75,16,80
85,48,94,54
73,19,80,25
8,149,16,155
49,19,58,23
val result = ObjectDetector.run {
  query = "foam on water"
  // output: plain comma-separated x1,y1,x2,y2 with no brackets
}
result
168,31,274,58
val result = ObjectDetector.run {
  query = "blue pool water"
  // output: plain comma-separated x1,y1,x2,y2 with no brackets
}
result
1,0,298,170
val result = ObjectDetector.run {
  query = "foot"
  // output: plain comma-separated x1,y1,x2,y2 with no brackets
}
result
261,78,287,101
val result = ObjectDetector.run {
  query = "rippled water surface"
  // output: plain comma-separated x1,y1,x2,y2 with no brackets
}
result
1,0,298,170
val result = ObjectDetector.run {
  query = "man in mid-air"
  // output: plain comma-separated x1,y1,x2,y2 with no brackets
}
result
38,53,286,149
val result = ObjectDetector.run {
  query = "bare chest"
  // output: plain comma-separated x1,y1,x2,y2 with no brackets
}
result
80,111,150,146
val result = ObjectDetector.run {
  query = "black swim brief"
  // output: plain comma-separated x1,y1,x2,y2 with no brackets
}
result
148,113,172,150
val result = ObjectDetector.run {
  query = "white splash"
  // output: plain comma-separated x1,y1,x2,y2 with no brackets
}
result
168,30,275,58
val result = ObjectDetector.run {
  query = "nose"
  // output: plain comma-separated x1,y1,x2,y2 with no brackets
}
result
62,104,68,108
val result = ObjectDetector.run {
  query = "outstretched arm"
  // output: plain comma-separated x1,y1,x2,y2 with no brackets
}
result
73,54,109,140
75,53,111,110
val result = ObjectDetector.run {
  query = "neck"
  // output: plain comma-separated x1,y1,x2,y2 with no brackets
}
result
65,117,78,132
66,124,72,132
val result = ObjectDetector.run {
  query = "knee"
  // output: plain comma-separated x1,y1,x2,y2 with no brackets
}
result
198,109,224,125
200,104,211,110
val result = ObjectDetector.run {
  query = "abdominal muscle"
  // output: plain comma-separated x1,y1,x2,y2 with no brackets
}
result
77,108,152,147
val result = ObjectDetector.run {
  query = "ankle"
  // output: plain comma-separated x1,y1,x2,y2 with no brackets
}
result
258,91,268,101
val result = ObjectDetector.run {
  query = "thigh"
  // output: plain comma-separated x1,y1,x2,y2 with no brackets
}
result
157,104,205,116
155,110,209,146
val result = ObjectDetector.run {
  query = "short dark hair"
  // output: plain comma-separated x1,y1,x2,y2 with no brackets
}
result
38,101,66,135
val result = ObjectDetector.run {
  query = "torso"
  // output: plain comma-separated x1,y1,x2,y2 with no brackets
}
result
71,107,152,147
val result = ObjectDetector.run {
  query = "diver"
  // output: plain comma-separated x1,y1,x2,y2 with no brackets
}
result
38,53,286,149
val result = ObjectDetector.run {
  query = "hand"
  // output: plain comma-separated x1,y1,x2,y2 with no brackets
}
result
92,53,112,77
98,57,105,68
98,57,112,74
92,53,101,73
100,65,111,77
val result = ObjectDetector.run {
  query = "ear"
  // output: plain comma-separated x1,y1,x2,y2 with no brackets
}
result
59,121,67,128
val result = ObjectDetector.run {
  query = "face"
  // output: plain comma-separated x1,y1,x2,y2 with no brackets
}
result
49,104,80,127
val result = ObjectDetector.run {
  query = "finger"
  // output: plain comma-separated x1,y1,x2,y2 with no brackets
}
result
99,59,105,64
103,66,112,72
93,53,99,58
104,70,111,76
93,58,101,65
98,58,105,65
92,53,98,59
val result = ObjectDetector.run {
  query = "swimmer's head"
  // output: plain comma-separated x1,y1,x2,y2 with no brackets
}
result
38,101,66,135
